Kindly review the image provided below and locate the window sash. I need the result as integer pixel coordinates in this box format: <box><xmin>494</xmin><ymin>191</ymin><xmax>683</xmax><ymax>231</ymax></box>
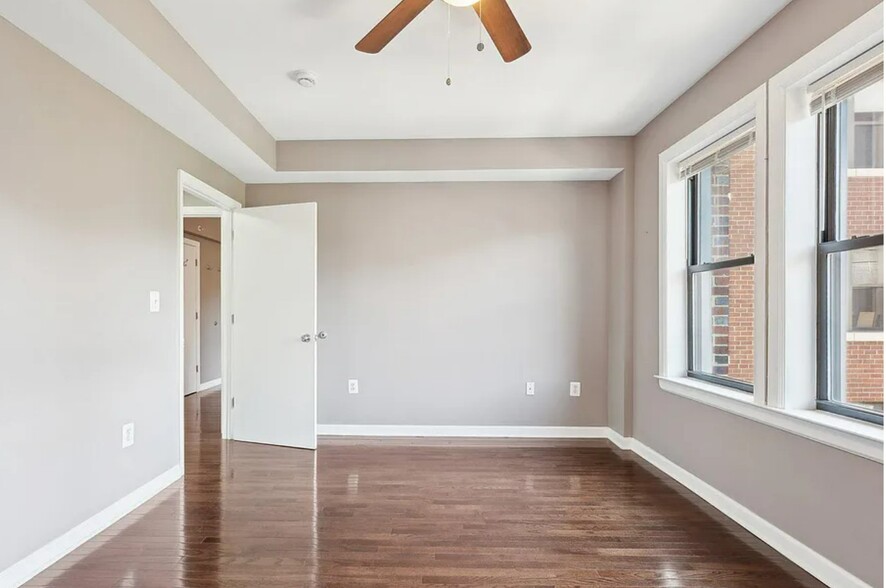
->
<box><xmin>686</xmin><ymin>175</ymin><xmax>755</xmax><ymax>393</ymax></box>
<box><xmin>817</xmin><ymin>100</ymin><xmax>885</xmax><ymax>424</ymax></box>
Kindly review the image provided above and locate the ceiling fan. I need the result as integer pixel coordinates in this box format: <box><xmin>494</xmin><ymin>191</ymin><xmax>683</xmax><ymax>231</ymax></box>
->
<box><xmin>356</xmin><ymin>0</ymin><xmax>531</xmax><ymax>63</ymax></box>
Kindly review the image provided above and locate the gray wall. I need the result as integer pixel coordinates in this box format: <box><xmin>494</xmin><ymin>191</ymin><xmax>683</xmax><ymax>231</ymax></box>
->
<box><xmin>606</xmin><ymin>168</ymin><xmax>634</xmax><ymax>437</ymax></box>
<box><xmin>184</xmin><ymin>218</ymin><xmax>222</xmax><ymax>384</ymax></box>
<box><xmin>631</xmin><ymin>0</ymin><xmax>883</xmax><ymax>585</ymax></box>
<box><xmin>0</xmin><ymin>16</ymin><xmax>243</xmax><ymax>573</ymax></box>
<box><xmin>248</xmin><ymin>182</ymin><xmax>610</xmax><ymax>426</ymax></box>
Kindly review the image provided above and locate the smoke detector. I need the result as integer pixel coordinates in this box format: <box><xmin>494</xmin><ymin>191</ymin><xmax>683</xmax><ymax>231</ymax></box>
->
<box><xmin>288</xmin><ymin>69</ymin><xmax>317</xmax><ymax>88</ymax></box>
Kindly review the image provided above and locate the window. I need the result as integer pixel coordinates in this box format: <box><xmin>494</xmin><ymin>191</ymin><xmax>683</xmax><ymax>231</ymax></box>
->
<box><xmin>659</xmin><ymin>16</ymin><xmax>884</xmax><ymax>463</ymax></box>
<box><xmin>684</xmin><ymin>124</ymin><xmax>757</xmax><ymax>393</ymax></box>
<box><xmin>817</xmin><ymin>70</ymin><xmax>884</xmax><ymax>424</ymax></box>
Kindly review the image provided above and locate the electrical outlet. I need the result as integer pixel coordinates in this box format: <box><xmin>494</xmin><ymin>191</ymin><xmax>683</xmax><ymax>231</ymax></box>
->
<box><xmin>569</xmin><ymin>382</ymin><xmax>581</xmax><ymax>397</ymax></box>
<box><xmin>149</xmin><ymin>291</ymin><xmax>160</xmax><ymax>313</ymax></box>
<box><xmin>122</xmin><ymin>423</ymin><xmax>135</xmax><ymax>448</ymax></box>
<box><xmin>348</xmin><ymin>379</ymin><xmax>359</xmax><ymax>394</ymax></box>
<box><xmin>526</xmin><ymin>382</ymin><xmax>535</xmax><ymax>396</ymax></box>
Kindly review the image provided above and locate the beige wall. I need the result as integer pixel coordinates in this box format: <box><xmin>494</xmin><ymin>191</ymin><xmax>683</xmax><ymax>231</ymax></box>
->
<box><xmin>248</xmin><ymin>182</ymin><xmax>610</xmax><ymax>427</ymax></box>
<box><xmin>606</xmin><ymin>165</ymin><xmax>634</xmax><ymax>437</ymax></box>
<box><xmin>184</xmin><ymin>218</ymin><xmax>222</xmax><ymax>384</ymax></box>
<box><xmin>0</xmin><ymin>16</ymin><xmax>243</xmax><ymax>573</ymax></box>
<box><xmin>631</xmin><ymin>1</ymin><xmax>883</xmax><ymax>585</ymax></box>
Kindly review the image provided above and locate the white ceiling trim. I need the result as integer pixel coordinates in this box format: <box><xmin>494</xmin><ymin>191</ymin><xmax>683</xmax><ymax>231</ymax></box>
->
<box><xmin>251</xmin><ymin>168</ymin><xmax>623</xmax><ymax>184</ymax></box>
<box><xmin>0</xmin><ymin>0</ymin><xmax>274</xmax><ymax>182</ymax></box>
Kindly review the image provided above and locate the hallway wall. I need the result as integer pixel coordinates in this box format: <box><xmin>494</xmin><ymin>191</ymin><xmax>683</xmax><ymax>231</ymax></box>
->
<box><xmin>184</xmin><ymin>218</ymin><xmax>222</xmax><ymax>384</ymax></box>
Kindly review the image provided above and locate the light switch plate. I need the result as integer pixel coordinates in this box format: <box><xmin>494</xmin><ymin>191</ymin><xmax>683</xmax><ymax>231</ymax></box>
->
<box><xmin>526</xmin><ymin>382</ymin><xmax>535</xmax><ymax>396</ymax></box>
<box><xmin>569</xmin><ymin>382</ymin><xmax>581</xmax><ymax>397</ymax></box>
<box><xmin>149</xmin><ymin>291</ymin><xmax>160</xmax><ymax>313</ymax></box>
<box><xmin>122</xmin><ymin>423</ymin><xmax>135</xmax><ymax>448</ymax></box>
<box><xmin>348</xmin><ymin>379</ymin><xmax>359</xmax><ymax>394</ymax></box>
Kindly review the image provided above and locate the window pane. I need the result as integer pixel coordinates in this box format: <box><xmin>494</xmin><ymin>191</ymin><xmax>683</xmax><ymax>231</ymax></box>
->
<box><xmin>691</xmin><ymin>264</ymin><xmax>754</xmax><ymax>385</ymax></box>
<box><xmin>694</xmin><ymin>144</ymin><xmax>756</xmax><ymax>264</ymax></box>
<box><xmin>841</xmin><ymin>80</ymin><xmax>883</xmax><ymax>239</ymax></box>
<box><xmin>825</xmin><ymin>245</ymin><xmax>884</xmax><ymax>412</ymax></box>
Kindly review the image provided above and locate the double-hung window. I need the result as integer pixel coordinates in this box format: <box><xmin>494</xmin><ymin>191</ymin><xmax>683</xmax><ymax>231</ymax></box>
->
<box><xmin>682</xmin><ymin>123</ymin><xmax>757</xmax><ymax>393</ymax></box>
<box><xmin>814</xmin><ymin>52</ymin><xmax>885</xmax><ymax>424</ymax></box>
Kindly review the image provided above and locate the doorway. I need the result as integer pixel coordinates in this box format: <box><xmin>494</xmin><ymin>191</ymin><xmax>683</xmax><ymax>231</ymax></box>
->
<box><xmin>183</xmin><ymin>237</ymin><xmax>201</xmax><ymax>396</ymax></box>
<box><xmin>176</xmin><ymin>170</ymin><xmax>321</xmax><ymax>473</ymax></box>
<box><xmin>178</xmin><ymin>171</ymin><xmax>239</xmax><ymax>469</ymax></box>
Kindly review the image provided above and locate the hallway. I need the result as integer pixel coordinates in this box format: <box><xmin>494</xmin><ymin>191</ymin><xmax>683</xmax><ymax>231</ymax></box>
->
<box><xmin>25</xmin><ymin>391</ymin><xmax>824</xmax><ymax>587</ymax></box>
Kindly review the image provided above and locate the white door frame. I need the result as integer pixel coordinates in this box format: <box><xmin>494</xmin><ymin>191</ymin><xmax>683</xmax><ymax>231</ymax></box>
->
<box><xmin>178</xmin><ymin>170</ymin><xmax>241</xmax><ymax>470</ymax></box>
<box><xmin>183</xmin><ymin>237</ymin><xmax>201</xmax><ymax>396</ymax></box>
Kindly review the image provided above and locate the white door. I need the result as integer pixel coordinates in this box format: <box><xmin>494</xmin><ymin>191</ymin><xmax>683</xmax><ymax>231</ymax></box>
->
<box><xmin>183</xmin><ymin>238</ymin><xmax>201</xmax><ymax>396</ymax></box>
<box><xmin>231</xmin><ymin>203</ymin><xmax>317</xmax><ymax>449</ymax></box>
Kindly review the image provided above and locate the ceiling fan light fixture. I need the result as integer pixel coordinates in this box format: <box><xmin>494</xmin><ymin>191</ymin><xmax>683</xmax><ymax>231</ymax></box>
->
<box><xmin>442</xmin><ymin>0</ymin><xmax>479</xmax><ymax>6</ymax></box>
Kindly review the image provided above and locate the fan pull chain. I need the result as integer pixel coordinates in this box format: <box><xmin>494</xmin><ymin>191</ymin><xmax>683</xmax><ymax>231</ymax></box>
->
<box><xmin>477</xmin><ymin>0</ymin><xmax>485</xmax><ymax>52</ymax></box>
<box><xmin>445</xmin><ymin>2</ymin><xmax>452</xmax><ymax>86</ymax></box>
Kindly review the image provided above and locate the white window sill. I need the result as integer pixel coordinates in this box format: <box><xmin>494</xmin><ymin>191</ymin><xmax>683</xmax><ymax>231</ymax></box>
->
<box><xmin>656</xmin><ymin>376</ymin><xmax>883</xmax><ymax>463</ymax></box>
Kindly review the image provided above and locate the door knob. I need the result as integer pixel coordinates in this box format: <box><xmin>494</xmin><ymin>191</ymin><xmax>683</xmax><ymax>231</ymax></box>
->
<box><xmin>301</xmin><ymin>334</ymin><xmax>312</xmax><ymax>343</ymax></box>
<box><xmin>315</xmin><ymin>331</ymin><xmax>328</xmax><ymax>341</ymax></box>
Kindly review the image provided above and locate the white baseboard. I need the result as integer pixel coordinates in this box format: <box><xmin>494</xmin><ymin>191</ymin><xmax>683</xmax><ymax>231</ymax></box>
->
<box><xmin>605</xmin><ymin>428</ymin><xmax>633</xmax><ymax>450</ymax></box>
<box><xmin>0</xmin><ymin>464</ymin><xmax>182</xmax><ymax>588</ymax></box>
<box><xmin>317</xmin><ymin>424</ymin><xmax>609</xmax><ymax>438</ymax></box>
<box><xmin>629</xmin><ymin>439</ymin><xmax>871</xmax><ymax>588</ymax></box>
<box><xmin>197</xmin><ymin>378</ymin><xmax>222</xmax><ymax>392</ymax></box>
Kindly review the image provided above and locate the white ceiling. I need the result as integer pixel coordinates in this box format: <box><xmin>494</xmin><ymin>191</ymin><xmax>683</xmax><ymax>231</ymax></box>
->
<box><xmin>150</xmin><ymin>0</ymin><xmax>791</xmax><ymax>141</ymax></box>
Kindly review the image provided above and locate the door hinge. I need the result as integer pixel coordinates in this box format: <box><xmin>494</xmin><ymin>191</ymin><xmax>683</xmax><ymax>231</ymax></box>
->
<box><xmin>231</xmin><ymin>397</ymin><xmax>235</xmax><ymax>408</ymax></box>
<box><xmin>231</xmin><ymin>314</ymin><xmax>235</xmax><ymax>324</ymax></box>
<box><xmin>196</xmin><ymin>311</ymin><xmax>199</xmax><ymax>320</ymax></box>
<box><xmin>196</xmin><ymin>365</ymin><xmax>199</xmax><ymax>373</ymax></box>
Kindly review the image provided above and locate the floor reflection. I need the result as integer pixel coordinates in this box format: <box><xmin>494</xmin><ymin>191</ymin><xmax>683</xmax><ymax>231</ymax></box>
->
<box><xmin>26</xmin><ymin>391</ymin><xmax>824</xmax><ymax>587</ymax></box>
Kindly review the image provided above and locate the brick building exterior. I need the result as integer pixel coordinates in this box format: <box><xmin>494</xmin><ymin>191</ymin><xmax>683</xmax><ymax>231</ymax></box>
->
<box><xmin>709</xmin><ymin>148</ymin><xmax>755</xmax><ymax>384</ymax></box>
<box><xmin>844</xmin><ymin>173</ymin><xmax>884</xmax><ymax>407</ymax></box>
<box><xmin>709</xmin><ymin>149</ymin><xmax>882</xmax><ymax>409</ymax></box>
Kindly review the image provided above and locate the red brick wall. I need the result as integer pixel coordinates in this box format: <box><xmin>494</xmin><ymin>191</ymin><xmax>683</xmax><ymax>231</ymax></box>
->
<box><xmin>845</xmin><ymin>174</ymin><xmax>883</xmax><ymax>407</ymax></box>
<box><xmin>709</xmin><ymin>148</ymin><xmax>755</xmax><ymax>384</ymax></box>
<box><xmin>847</xmin><ymin>176</ymin><xmax>884</xmax><ymax>238</ymax></box>
<box><xmin>846</xmin><ymin>341</ymin><xmax>884</xmax><ymax>404</ymax></box>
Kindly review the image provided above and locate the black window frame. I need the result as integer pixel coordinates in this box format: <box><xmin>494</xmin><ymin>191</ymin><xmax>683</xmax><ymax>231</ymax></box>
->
<box><xmin>686</xmin><ymin>172</ymin><xmax>755</xmax><ymax>394</ymax></box>
<box><xmin>817</xmin><ymin>101</ymin><xmax>885</xmax><ymax>425</ymax></box>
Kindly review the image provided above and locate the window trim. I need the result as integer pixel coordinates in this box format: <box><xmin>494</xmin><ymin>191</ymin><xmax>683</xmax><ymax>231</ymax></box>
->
<box><xmin>658</xmin><ymin>84</ymin><xmax>768</xmax><ymax>408</ymax></box>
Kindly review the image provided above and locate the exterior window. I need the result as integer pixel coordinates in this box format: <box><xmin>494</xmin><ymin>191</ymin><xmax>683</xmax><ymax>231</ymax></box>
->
<box><xmin>818</xmin><ymin>79</ymin><xmax>884</xmax><ymax>423</ymax></box>
<box><xmin>686</xmin><ymin>131</ymin><xmax>756</xmax><ymax>392</ymax></box>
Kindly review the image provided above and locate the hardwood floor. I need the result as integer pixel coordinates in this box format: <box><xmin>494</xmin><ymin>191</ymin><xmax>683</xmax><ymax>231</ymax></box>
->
<box><xmin>26</xmin><ymin>391</ymin><xmax>825</xmax><ymax>587</ymax></box>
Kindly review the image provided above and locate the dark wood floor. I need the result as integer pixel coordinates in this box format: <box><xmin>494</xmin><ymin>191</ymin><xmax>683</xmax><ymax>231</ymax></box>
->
<box><xmin>26</xmin><ymin>390</ymin><xmax>824</xmax><ymax>587</ymax></box>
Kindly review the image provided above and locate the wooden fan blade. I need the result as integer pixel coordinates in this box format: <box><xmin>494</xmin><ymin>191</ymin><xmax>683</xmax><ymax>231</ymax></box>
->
<box><xmin>474</xmin><ymin>0</ymin><xmax>531</xmax><ymax>63</ymax></box>
<box><xmin>356</xmin><ymin>0</ymin><xmax>434</xmax><ymax>54</ymax></box>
